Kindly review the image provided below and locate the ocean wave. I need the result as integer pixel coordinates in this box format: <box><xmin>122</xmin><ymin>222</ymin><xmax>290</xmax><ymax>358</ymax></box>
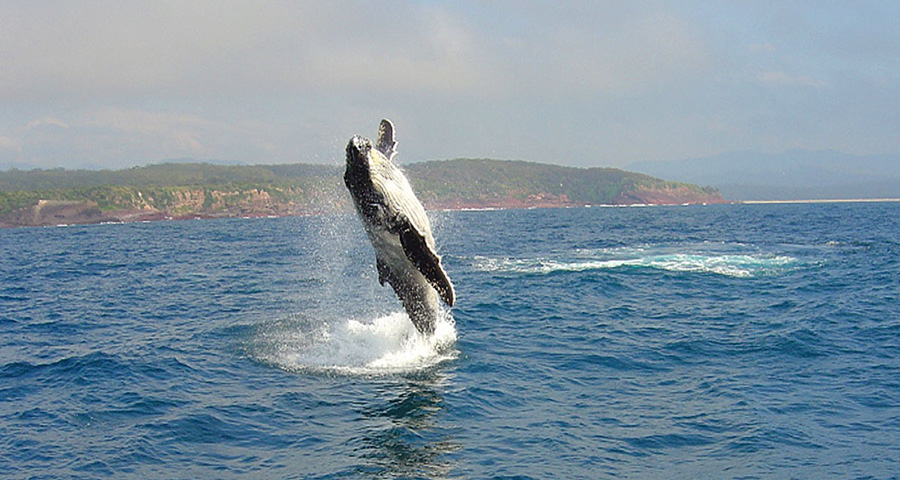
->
<box><xmin>473</xmin><ymin>247</ymin><xmax>800</xmax><ymax>278</ymax></box>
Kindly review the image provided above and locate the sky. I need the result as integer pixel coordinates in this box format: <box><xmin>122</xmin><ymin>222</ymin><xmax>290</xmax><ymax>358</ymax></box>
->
<box><xmin>1</xmin><ymin>1</ymin><xmax>898</xmax><ymax>170</ymax></box>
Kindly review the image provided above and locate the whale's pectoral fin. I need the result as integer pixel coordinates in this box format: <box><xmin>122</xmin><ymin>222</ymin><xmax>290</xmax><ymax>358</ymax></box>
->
<box><xmin>397</xmin><ymin>218</ymin><xmax>456</xmax><ymax>307</ymax></box>
<box><xmin>376</xmin><ymin>119</ymin><xmax>397</xmax><ymax>160</ymax></box>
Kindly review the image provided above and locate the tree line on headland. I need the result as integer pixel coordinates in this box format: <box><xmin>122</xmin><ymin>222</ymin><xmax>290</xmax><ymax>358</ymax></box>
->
<box><xmin>0</xmin><ymin>159</ymin><xmax>724</xmax><ymax>228</ymax></box>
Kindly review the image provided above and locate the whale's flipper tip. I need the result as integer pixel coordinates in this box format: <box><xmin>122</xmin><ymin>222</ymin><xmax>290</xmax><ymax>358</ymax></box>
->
<box><xmin>376</xmin><ymin>119</ymin><xmax>397</xmax><ymax>160</ymax></box>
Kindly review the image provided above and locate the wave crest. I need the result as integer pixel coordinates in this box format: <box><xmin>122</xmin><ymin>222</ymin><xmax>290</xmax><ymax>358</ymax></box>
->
<box><xmin>474</xmin><ymin>246</ymin><xmax>799</xmax><ymax>278</ymax></box>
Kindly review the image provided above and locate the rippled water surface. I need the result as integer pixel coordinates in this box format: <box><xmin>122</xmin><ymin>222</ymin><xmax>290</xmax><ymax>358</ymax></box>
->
<box><xmin>2</xmin><ymin>203</ymin><xmax>899</xmax><ymax>479</ymax></box>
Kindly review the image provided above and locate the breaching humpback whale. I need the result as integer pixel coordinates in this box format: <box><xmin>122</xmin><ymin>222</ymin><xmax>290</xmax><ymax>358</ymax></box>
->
<box><xmin>344</xmin><ymin>119</ymin><xmax>455</xmax><ymax>335</ymax></box>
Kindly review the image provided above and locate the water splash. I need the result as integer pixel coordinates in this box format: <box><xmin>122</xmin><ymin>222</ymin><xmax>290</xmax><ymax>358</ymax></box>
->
<box><xmin>246</xmin><ymin>310</ymin><xmax>457</xmax><ymax>376</ymax></box>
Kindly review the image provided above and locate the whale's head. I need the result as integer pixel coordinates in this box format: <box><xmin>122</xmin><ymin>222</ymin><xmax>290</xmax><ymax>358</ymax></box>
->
<box><xmin>346</xmin><ymin>131</ymin><xmax>392</xmax><ymax>176</ymax></box>
<box><xmin>345</xmin><ymin>119</ymin><xmax>397</xmax><ymax>174</ymax></box>
<box><xmin>344</xmin><ymin>134</ymin><xmax>386</xmax><ymax>193</ymax></box>
<box><xmin>345</xmin><ymin>135</ymin><xmax>372</xmax><ymax>174</ymax></box>
<box><xmin>344</xmin><ymin>120</ymin><xmax>397</xmax><ymax>194</ymax></box>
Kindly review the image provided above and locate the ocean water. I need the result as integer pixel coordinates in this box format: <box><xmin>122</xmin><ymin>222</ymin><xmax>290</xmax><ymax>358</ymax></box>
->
<box><xmin>1</xmin><ymin>202</ymin><xmax>899</xmax><ymax>479</ymax></box>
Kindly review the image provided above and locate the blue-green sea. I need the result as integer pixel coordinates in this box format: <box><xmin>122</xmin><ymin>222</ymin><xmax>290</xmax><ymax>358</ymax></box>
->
<box><xmin>2</xmin><ymin>202</ymin><xmax>899</xmax><ymax>479</ymax></box>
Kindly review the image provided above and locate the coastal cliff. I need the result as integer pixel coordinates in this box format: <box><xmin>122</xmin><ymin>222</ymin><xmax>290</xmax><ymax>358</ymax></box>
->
<box><xmin>0</xmin><ymin>200</ymin><xmax>114</xmax><ymax>227</ymax></box>
<box><xmin>0</xmin><ymin>159</ymin><xmax>724</xmax><ymax>227</ymax></box>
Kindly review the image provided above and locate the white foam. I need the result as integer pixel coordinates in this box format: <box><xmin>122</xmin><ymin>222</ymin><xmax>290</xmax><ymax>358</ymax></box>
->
<box><xmin>473</xmin><ymin>250</ymin><xmax>798</xmax><ymax>278</ymax></box>
<box><xmin>250</xmin><ymin>310</ymin><xmax>457</xmax><ymax>376</ymax></box>
<box><xmin>639</xmin><ymin>253</ymin><xmax>797</xmax><ymax>278</ymax></box>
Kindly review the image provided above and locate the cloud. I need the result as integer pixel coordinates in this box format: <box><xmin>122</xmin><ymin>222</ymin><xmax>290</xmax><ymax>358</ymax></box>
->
<box><xmin>1</xmin><ymin>1</ymin><xmax>898</xmax><ymax>169</ymax></box>
<box><xmin>756</xmin><ymin>71</ymin><xmax>827</xmax><ymax>89</ymax></box>
<box><xmin>457</xmin><ymin>5</ymin><xmax>711</xmax><ymax>100</ymax></box>
<box><xmin>296</xmin><ymin>6</ymin><xmax>489</xmax><ymax>93</ymax></box>
<box><xmin>748</xmin><ymin>43</ymin><xmax>776</xmax><ymax>54</ymax></box>
<box><xmin>1</xmin><ymin>1</ymin><xmax>713</xmax><ymax>104</ymax></box>
<box><xmin>80</xmin><ymin>109</ymin><xmax>206</xmax><ymax>135</ymax></box>
<box><xmin>2</xmin><ymin>109</ymin><xmax>246</xmax><ymax>168</ymax></box>
<box><xmin>0</xmin><ymin>1</ymin><xmax>494</xmax><ymax>103</ymax></box>
<box><xmin>26</xmin><ymin>117</ymin><xmax>69</xmax><ymax>130</ymax></box>
<box><xmin>74</xmin><ymin>107</ymin><xmax>267</xmax><ymax>161</ymax></box>
<box><xmin>0</xmin><ymin>136</ymin><xmax>22</xmax><ymax>152</ymax></box>
<box><xmin>559</xmin><ymin>10</ymin><xmax>709</xmax><ymax>93</ymax></box>
<box><xmin>2</xmin><ymin>1</ymin><xmax>293</xmax><ymax>100</ymax></box>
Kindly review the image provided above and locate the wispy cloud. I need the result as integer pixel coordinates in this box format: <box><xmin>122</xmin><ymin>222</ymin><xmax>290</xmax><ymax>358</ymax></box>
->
<box><xmin>748</xmin><ymin>43</ymin><xmax>776</xmax><ymax>54</ymax></box>
<box><xmin>756</xmin><ymin>71</ymin><xmax>827</xmax><ymax>89</ymax></box>
<box><xmin>0</xmin><ymin>136</ymin><xmax>22</xmax><ymax>152</ymax></box>
<box><xmin>1</xmin><ymin>2</ymin><xmax>713</xmax><ymax>102</ymax></box>
<box><xmin>25</xmin><ymin>118</ymin><xmax>69</xmax><ymax>130</ymax></box>
<box><xmin>0</xmin><ymin>2</ymin><xmax>494</xmax><ymax>101</ymax></box>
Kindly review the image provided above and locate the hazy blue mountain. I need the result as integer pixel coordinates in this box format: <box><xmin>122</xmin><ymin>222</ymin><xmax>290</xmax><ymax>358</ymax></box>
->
<box><xmin>628</xmin><ymin>150</ymin><xmax>900</xmax><ymax>201</ymax></box>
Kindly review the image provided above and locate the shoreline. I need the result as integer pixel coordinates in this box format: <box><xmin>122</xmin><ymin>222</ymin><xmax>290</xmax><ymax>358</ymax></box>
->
<box><xmin>3</xmin><ymin>198</ymin><xmax>899</xmax><ymax>229</ymax></box>
<box><xmin>740</xmin><ymin>198</ymin><xmax>900</xmax><ymax>205</ymax></box>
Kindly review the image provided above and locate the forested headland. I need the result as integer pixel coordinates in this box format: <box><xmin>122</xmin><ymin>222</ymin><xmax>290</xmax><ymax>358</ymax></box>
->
<box><xmin>0</xmin><ymin>159</ymin><xmax>724</xmax><ymax>227</ymax></box>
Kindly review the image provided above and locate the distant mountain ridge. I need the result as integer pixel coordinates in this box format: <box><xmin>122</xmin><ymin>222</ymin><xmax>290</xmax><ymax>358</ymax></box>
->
<box><xmin>0</xmin><ymin>159</ymin><xmax>724</xmax><ymax>227</ymax></box>
<box><xmin>629</xmin><ymin>150</ymin><xmax>900</xmax><ymax>201</ymax></box>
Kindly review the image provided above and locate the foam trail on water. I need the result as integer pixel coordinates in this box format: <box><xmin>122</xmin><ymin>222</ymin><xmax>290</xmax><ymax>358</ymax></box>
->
<box><xmin>249</xmin><ymin>310</ymin><xmax>457</xmax><ymax>376</ymax></box>
<box><xmin>473</xmin><ymin>247</ymin><xmax>800</xmax><ymax>278</ymax></box>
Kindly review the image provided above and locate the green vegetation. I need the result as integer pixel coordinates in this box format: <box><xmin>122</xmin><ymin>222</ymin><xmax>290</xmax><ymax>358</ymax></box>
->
<box><xmin>0</xmin><ymin>159</ymin><xmax>723</xmax><ymax>226</ymax></box>
<box><xmin>406</xmin><ymin>159</ymin><xmax>721</xmax><ymax>206</ymax></box>
<box><xmin>0</xmin><ymin>162</ymin><xmax>344</xmax><ymax>216</ymax></box>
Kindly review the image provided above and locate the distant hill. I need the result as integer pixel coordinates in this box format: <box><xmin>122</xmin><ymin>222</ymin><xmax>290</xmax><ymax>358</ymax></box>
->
<box><xmin>406</xmin><ymin>159</ymin><xmax>722</xmax><ymax>209</ymax></box>
<box><xmin>0</xmin><ymin>159</ymin><xmax>724</xmax><ymax>227</ymax></box>
<box><xmin>629</xmin><ymin>150</ymin><xmax>900</xmax><ymax>201</ymax></box>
